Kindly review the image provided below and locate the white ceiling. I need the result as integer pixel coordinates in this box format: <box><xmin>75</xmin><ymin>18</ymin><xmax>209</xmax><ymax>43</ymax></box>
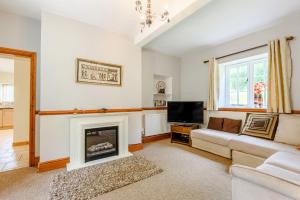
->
<box><xmin>145</xmin><ymin>0</ymin><xmax>300</xmax><ymax>57</ymax></box>
<box><xmin>1</xmin><ymin>0</ymin><xmax>300</xmax><ymax>56</ymax></box>
<box><xmin>0</xmin><ymin>0</ymin><xmax>182</xmax><ymax>39</ymax></box>
<box><xmin>0</xmin><ymin>57</ymin><xmax>14</xmax><ymax>73</ymax></box>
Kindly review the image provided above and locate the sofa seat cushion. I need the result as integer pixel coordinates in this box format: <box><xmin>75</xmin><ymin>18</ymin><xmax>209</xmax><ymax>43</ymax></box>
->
<box><xmin>191</xmin><ymin>128</ymin><xmax>238</xmax><ymax>146</ymax></box>
<box><xmin>264</xmin><ymin>152</ymin><xmax>300</xmax><ymax>174</ymax></box>
<box><xmin>229</xmin><ymin>135</ymin><xmax>298</xmax><ymax>158</ymax></box>
<box><xmin>257</xmin><ymin>163</ymin><xmax>300</xmax><ymax>185</ymax></box>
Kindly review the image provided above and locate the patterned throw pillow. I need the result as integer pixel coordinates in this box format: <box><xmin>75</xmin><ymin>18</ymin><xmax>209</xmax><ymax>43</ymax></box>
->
<box><xmin>241</xmin><ymin>113</ymin><xmax>279</xmax><ymax>140</ymax></box>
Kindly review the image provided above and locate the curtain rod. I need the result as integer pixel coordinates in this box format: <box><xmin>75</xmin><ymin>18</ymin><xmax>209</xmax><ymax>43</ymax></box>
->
<box><xmin>203</xmin><ymin>36</ymin><xmax>295</xmax><ymax>64</ymax></box>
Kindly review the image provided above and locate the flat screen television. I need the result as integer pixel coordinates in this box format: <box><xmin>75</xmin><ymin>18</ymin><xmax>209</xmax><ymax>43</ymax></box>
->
<box><xmin>167</xmin><ymin>101</ymin><xmax>204</xmax><ymax>124</ymax></box>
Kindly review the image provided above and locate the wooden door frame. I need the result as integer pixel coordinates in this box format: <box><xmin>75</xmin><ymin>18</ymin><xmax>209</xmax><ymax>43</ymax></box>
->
<box><xmin>0</xmin><ymin>47</ymin><xmax>36</xmax><ymax>167</ymax></box>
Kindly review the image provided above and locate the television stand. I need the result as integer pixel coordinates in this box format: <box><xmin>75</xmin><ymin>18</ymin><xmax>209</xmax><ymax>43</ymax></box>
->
<box><xmin>170</xmin><ymin>124</ymin><xmax>200</xmax><ymax>146</ymax></box>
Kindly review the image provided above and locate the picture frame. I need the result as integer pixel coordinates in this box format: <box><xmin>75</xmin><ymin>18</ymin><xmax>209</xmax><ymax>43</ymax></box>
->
<box><xmin>76</xmin><ymin>58</ymin><xmax>122</xmax><ymax>86</ymax></box>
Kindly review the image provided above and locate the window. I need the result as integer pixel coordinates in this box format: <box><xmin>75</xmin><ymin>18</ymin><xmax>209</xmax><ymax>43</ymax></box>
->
<box><xmin>219</xmin><ymin>54</ymin><xmax>268</xmax><ymax>109</ymax></box>
<box><xmin>0</xmin><ymin>84</ymin><xmax>14</xmax><ymax>105</ymax></box>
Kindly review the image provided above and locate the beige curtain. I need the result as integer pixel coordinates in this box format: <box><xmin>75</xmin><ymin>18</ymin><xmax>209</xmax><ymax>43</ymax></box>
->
<box><xmin>268</xmin><ymin>38</ymin><xmax>292</xmax><ymax>113</ymax></box>
<box><xmin>207</xmin><ymin>58</ymin><xmax>219</xmax><ymax>111</ymax></box>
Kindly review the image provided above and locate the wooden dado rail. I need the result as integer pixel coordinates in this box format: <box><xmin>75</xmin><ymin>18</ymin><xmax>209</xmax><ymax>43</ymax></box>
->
<box><xmin>36</xmin><ymin>107</ymin><xmax>300</xmax><ymax>116</ymax></box>
<box><xmin>36</xmin><ymin>107</ymin><xmax>167</xmax><ymax>116</ymax></box>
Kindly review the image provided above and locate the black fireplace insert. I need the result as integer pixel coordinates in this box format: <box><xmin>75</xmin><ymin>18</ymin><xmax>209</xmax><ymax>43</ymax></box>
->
<box><xmin>85</xmin><ymin>126</ymin><xmax>119</xmax><ymax>162</ymax></box>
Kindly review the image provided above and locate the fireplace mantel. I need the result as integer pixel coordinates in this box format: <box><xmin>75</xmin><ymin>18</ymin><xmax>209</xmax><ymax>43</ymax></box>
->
<box><xmin>67</xmin><ymin>114</ymin><xmax>132</xmax><ymax>171</ymax></box>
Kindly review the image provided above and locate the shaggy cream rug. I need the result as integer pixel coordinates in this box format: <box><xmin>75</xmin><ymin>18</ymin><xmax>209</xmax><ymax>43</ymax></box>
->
<box><xmin>49</xmin><ymin>155</ymin><xmax>162</xmax><ymax>200</ymax></box>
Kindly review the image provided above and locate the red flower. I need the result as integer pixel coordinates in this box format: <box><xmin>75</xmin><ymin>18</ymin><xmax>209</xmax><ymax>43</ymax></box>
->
<box><xmin>254</xmin><ymin>82</ymin><xmax>266</xmax><ymax>95</ymax></box>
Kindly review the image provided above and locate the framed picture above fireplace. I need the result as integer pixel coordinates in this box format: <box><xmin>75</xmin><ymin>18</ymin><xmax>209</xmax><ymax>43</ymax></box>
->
<box><xmin>76</xmin><ymin>58</ymin><xmax>122</xmax><ymax>86</ymax></box>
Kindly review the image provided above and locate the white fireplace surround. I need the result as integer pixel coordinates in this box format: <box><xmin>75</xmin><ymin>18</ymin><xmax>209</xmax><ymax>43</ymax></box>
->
<box><xmin>67</xmin><ymin>114</ymin><xmax>132</xmax><ymax>171</ymax></box>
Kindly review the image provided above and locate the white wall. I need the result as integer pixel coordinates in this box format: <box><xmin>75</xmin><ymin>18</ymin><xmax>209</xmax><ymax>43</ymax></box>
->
<box><xmin>0</xmin><ymin>11</ymin><xmax>40</xmax><ymax>53</ymax></box>
<box><xmin>0</xmin><ymin>11</ymin><xmax>41</xmax><ymax>108</ymax></box>
<box><xmin>0</xmin><ymin>72</ymin><xmax>14</xmax><ymax>84</ymax></box>
<box><xmin>180</xmin><ymin>12</ymin><xmax>300</xmax><ymax>110</ymax></box>
<box><xmin>13</xmin><ymin>57</ymin><xmax>30</xmax><ymax>143</ymax></box>
<box><xmin>39</xmin><ymin>13</ymin><xmax>143</xmax><ymax>161</ymax></box>
<box><xmin>0</xmin><ymin>11</ymin><xmax>41</xmax><ymax>153</ymax></box>
<box><xmin>142</xmin><ymin>49</ymin><xmax>181</xmax><ymax>107</ymax></box>
<box><xmin>40</xmin><ymin>13</ymin><xmax>142</xmax><ymax>110</ymax></box>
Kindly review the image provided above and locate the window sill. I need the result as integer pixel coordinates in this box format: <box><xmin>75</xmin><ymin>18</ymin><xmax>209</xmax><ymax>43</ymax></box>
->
<box><xmin>218</xmin><ymin>107</ymin><xmax>267</xmax><ymax>113</ymax></box>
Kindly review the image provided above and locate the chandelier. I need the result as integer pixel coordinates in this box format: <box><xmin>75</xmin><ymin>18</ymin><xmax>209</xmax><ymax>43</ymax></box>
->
<box><xmin>135</xmin><ymin>0</ymin><xmax>170</xmax><ymax>32</ymax></box>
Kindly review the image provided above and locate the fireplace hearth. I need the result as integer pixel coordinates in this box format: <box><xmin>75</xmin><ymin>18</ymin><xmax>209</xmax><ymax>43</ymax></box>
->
<box><xmin>85</xmin><ymin>126</ymin><xmax>118</xmax><ymax>162</ymax></box>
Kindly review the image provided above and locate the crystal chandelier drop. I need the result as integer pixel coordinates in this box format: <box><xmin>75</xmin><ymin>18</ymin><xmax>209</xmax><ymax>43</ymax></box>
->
<box><xmin>135</xmin><ymin>0</ymin><xmax>170</xmax><ymax>33</ymax></box>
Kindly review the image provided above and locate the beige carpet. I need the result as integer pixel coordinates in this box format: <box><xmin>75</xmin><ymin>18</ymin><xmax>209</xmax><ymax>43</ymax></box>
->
<box><xmin>0</xmin><ymin>139</ymin><xmax>232</xmax><ymax>200</ymax></box>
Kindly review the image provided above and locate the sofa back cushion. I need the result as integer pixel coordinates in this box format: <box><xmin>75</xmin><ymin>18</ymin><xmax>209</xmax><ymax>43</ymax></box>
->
<box><xmin>223</xmin><ymin>118</ymin><xmax>242</xmax><ymax>134</ymax></box>
<box><xmin>241</xmin><ymin>113</ymin><xmax>278</xmax><ymax>140</ymax></box>
<box><xmin>274</xmin><ymin>114</ymin><xmax>300</xmax><ymax>146</ymax></box>
<box><xmin>208</xmin><ymin>111</ymin><xmax>246</xmax><ymax>127</ymax></box>
<box><xmin>207</xmin><ymin>117</ymin><xmax>224</xmax><ymax>131</ymax></box>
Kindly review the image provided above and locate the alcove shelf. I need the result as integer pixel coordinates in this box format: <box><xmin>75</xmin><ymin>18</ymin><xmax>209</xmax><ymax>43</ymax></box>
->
<box><xmin>153</xmin><ymin>74</ymin><xmax>172</xmax><ymax>107</ymax></box>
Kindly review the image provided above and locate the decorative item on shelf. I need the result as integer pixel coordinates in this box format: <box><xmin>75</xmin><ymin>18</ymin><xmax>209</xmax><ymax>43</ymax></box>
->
<box><xmin>154</xmin><ymin>100</ymin><xmax>166</xmax><ymax>107</ymax></box>
<box><xmin>76</xmin><ymin>58</ymin><xmax>122</xmax><ymax>86</ymax></box>
<box><xmin>101</xmin><ymin>108</ymin><xmax>108</xmax><ymax>112</ymax></box>
<box><xmin>73</xmin><ymin>108</ymin><xmax>79</xmax><ymax>114</ymax></box>
<box><xmin>134</xmin><ymin>0</ymin><xmax>170</xmax><ymax>33</ymax></box>
<box><xmin>156</xmin><ymin>80</ymin><xmax>166</xmax><ymax>94</ymax></box>
<box><xmin>254</xmin><ymin>82</ymin><xmax>266</xmax><ymax>108</ymax></box>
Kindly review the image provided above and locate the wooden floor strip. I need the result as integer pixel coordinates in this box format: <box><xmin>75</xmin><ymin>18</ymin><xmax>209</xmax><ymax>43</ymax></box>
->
<box><xmin>38</xmin><ymin>157</ymin><xmax>70</xmax><ymax>172</ymax></box>
<box><xmin>128</xmin><ymin>143</ymin><xmax>144</xmax><ymax>152</ymax></box>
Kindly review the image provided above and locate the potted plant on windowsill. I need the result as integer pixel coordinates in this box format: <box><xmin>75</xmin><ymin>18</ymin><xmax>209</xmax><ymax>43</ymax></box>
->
<box><xmin>254</xmin><ymin>82</ymin><xmax>266</xmax><ymax>108</ymax></box>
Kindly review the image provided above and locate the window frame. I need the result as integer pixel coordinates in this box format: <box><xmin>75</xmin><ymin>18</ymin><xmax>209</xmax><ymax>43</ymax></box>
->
<box><xmin>220</xmin><ymin>53</ymin><xmax>268</xmax><ymax>109</ymax></box>
<box><xmin>0</xmin><ymin>83</ymin><xmax>14</xmax><ymax>104</ymax></box>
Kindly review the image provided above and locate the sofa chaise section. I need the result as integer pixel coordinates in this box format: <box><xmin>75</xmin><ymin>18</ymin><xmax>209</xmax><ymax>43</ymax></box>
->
<box><xmin>229</xmin><ymin>135</ymin><xmax>298</xmax><ymax>167</ymax></box>
<box><xmin>264</xmin><ymin>151</ymin><xmax>300</xmax><ymax>174</ymax></box>
<box><xmin>231</xmin><ymin>152</ymin><xmax>300</xmax><ymax>200</ymax></box>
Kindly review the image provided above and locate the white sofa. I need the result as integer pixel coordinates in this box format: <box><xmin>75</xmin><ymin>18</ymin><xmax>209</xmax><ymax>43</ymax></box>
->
<box><xmin>191</xmin><ymin>113</ymin><xmax>300</xmax><ymax>199</ymax></box>
<box><xmin>231</xmin><ymin>151</ymin><xmax>300</xmax><ymax>200</ymax></box>
<box><xmin>191</xmin><ymin>114</ymin><xmax>300</xmax><ymax>167</ymax></box>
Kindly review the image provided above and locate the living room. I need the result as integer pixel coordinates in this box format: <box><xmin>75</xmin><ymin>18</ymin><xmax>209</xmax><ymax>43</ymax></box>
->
<box><xmin>1</xmin><ymin>0</ymin><xmax>300</xmax><ymax>200</ymax></box>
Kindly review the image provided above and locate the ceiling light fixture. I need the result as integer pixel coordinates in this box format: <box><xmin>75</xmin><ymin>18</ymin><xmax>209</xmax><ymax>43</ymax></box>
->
<box><xmin>135</xmin><ymin>0</ymin><xmax>170</xmax><ymax>33</ymax></box>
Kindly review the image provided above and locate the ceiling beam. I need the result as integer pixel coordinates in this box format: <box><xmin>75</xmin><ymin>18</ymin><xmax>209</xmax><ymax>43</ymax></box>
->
<box><xmin>134</xmin><ymin>0</ymin><xmax>212</xmax><ymax>47</ymax></box>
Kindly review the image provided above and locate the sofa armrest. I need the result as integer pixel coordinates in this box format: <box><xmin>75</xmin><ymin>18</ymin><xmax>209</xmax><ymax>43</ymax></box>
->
<box><xmin>231</xmin><ymin>165</ymin><xmax>300</xmax><ymax>200</ymax></box>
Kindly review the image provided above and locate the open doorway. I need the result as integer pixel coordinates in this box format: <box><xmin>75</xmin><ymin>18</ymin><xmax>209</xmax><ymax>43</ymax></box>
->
<box><xmin>0</xmin><ymin>54</ymin><xmax>31</xmax><ymax>172</ymax></box>
<box><xmin>0</xmin><ymin>47</ymin><xmax>36</xmax><ymax>172</ymax></box>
